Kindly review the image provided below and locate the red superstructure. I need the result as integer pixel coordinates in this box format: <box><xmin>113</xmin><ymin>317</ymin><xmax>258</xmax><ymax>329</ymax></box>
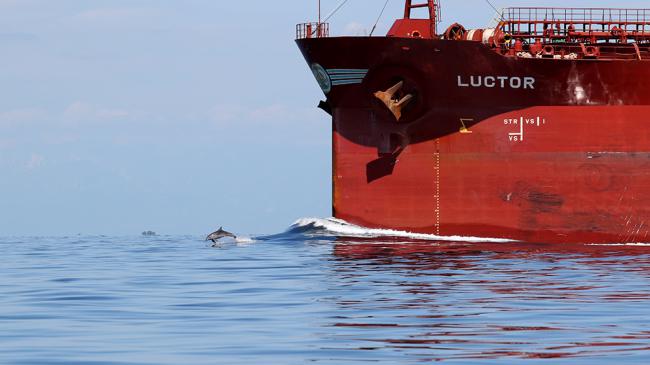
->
<box><xmin>296</xmin><ymin>1</ymin><xmax>650</xmax><ymax>243</ymax></box>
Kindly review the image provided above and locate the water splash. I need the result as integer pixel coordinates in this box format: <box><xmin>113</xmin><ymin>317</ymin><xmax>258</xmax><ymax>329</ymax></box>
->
<box><xmin>234</xmin><ymin>236</ymin><xmax>255</xmax><ymax>244</ymax></box>
<box><xmin>284</xmin><ymin>217</ymin><xmax>514</xmax><ymax>243</ymax></box>
<box><xmin>588</xmin><ymin>243</ymin><xmax>650</xmax><ymax>247</ymax></box>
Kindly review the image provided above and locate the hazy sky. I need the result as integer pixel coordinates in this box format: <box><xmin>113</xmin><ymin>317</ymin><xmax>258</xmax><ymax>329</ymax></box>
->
<box><xmin>1</xmin><ymin>0</ymin><xmax>647</xmax><ymax>235</ymax></box>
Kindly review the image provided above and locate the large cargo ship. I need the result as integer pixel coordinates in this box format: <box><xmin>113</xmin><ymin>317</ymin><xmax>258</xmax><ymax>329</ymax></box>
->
<box><xmin>296</xmin><ymin>1</ymin><xmax>650</xmax><ymax>244</ymax></box>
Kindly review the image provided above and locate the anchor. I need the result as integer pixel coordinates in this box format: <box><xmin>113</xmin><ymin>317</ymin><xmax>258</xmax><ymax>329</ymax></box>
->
<box><xmin>374</xmin><ymin>81</ymin><xmax>413</xmax><ymax>121</ymax></box>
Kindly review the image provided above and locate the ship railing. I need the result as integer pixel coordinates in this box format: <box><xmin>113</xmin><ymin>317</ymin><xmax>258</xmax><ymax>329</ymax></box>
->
<box><xmin>500</xmin><ymin>7</ymin><xmax>650</xmax><ymax>43</ymax></box>
<box><xmin>296</xmin><ymin>22</ymin><xmax>330</xmax><ymax>39</ymax></box>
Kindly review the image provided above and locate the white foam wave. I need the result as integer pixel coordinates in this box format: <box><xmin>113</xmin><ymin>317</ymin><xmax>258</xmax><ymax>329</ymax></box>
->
<box><xmin>587</xmin><ymin>243</ymin><xmax>650</xmax><ymax>247</ymax></box>
<box><xmin>235</xmin><ymin>236</ymin><xmax>256</xmax><ymax>244</ymax></box>
<box><xmin>289</xmin><ymin>217</ymin><xmax>515</xmax><ymax>243</ymax></box>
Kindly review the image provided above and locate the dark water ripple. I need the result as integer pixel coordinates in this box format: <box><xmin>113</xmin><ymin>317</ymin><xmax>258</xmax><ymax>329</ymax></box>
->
<box><xmin>1</xmin><ymin>233</ymin><xmax>650</xmax><ymax>364</ymax></box>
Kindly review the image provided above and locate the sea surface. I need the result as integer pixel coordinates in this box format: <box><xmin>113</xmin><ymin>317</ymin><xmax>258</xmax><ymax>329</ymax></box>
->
<box><xmin>2</xmin><ymin>218</ymin><xmax>650</xmax><ymax>364</ymax></box>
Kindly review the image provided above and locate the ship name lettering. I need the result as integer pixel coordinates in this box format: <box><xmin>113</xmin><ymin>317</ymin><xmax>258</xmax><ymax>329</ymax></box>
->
<box><xmin>457</xmin><ymin>75</ymin><xmax>535</xmax><ymax>90</ymax></box>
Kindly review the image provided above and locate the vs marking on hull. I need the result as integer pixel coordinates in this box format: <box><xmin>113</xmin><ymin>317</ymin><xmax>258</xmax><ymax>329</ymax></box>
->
<box><xmin>505</xmin><ymin>116</ymin><xmax>547</xmax><ymax>142</ymax></box>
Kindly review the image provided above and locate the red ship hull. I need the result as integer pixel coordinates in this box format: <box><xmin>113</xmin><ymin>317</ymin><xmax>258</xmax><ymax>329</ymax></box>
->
<box><xmin>297</xmin><ymin>37</ymin><xmax>650</xmax><ymax>243</ymax></box>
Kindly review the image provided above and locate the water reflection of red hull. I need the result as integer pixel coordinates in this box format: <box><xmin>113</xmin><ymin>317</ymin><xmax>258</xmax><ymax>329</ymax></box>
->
<box><xmin>332</xmin><ymin>239</ymin><xmax>650</xmax><ymax>260</ymax></box>
<box><xmin>296</xmin><ymin>2</ymin><xmax>650</xmax><ymax>244</ymax></box>
<box><xmin>327</xmin><ymin>237</ymin><xmax>650</xmax><ymax>361</ymax></box>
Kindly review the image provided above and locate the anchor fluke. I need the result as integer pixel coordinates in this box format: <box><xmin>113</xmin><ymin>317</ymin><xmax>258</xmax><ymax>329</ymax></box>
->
<box><xmin>374</xmin><ymin>81</ymin><xmax>413</xmax><ymax>121</ymax></box>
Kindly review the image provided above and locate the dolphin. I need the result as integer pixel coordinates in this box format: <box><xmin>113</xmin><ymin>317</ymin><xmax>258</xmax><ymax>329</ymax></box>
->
<box><xmin>206</xmin><ymin>227</ymin><xmax>237</xmax><ymax>243</ymax></box>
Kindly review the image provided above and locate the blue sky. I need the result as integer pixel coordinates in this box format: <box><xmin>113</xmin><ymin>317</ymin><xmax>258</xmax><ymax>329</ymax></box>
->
<box><xmin>1</xmin><ymin>0</ymin><xmax>646</xmax><ymax>235</ymax></box>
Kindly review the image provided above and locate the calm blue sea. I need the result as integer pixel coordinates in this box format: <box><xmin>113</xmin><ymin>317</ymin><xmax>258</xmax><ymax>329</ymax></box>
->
<box><xmin>2</xmin><ymin>218</ymin><xmax>650</xmax><ymax>365</ymax></box>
